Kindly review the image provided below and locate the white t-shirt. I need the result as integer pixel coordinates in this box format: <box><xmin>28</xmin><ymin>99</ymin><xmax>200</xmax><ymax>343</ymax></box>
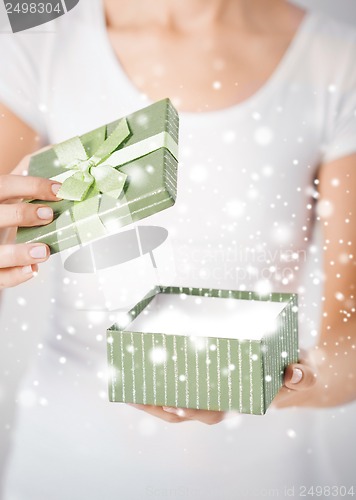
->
<box><xmin>1</xmin><ymin>1</ymin><xmax>356</xmax><ymax>499</ymax></box>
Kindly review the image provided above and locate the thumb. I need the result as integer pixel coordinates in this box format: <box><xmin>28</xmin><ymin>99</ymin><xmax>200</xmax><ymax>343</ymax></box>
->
<box><xmin>284</xmin><ymin>363</ymin><xmax>317</xmax><ymax>391</ymax></box>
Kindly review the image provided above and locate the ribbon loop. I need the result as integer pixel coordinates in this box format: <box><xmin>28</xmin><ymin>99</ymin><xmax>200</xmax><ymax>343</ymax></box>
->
<box><xmin>54</xmin><ymin>118</ymin><xmax>131</xmax><ymax>202</ymax></box>
<box><xmin>59</xmin><ymin>171</ymin><xmax>94</xmax><ymax>202</ymax></box>
<box><xmin>91</xmin><ymin>165</ymin><xmax>127</xmax><ymax>198</ymax></box>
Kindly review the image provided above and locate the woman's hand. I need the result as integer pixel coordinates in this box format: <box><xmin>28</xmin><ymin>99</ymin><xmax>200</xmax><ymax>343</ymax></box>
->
<box><xmin>0</xmin><ymin>156</ymin><xmax>61</xmax><ymax>289</ymax></box>
<box><xmin>128</xmin><ymin>403</ymin><xmax>226</xmax><ymax>425</ymax></box>
<box><xmin>272</xmin><ymin>354</ymin><xmax>317</xmax><ymax>409</ymax></box>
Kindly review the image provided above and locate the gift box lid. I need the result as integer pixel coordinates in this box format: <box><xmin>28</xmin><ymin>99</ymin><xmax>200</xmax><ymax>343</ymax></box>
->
<box><xmin>16</xmin><ymin>98</ymin><xmax>179</xmax><ymax>254</ymax></box>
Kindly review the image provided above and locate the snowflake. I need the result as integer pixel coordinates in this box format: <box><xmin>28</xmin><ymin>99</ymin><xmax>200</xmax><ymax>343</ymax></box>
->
<box><xmin>190</xmin><ymin>164</ymin><xmax>207</xmax><ymax>182</ymax></box>
<box><xmin>149</xmin><ymin>347</ymin><xmax>167</xmax><ymax>365</ymax></box>
<box><xmin>16</xmin><ymin>297</ymin><xmax>27</xmax><ymax>306</ymax></box>
<box><xmin>254</xmin><ymin>126</ymin><xmax>274</xmax><ymax>145</ymax></box>
<box><xmin>224</xmin><ymin>199</ymin><xmax>246</xmax><ymax>218</ymax></box>
<box><xmin>262</xmin><ymin>165</ymin><xmax>274</xmax><ymax>177</ymax></box>
<box><xmin>287</xmin><ymin>429</ymin><xmax>297</xmax><ymax>439</ymax></box>
<box><xmin>331</xmin><ymin>178</ymin><xmax>340</xmax><ymax>187</ymax></box>
<box><xmin>316</xmin><ymin>199</ymin><xmax>334</xmax><ymax>218</ymax></box>
<box><xmin>222</xmin><ymin>130</ymin><xmax>236</xmax><ymax>143</ymax></box>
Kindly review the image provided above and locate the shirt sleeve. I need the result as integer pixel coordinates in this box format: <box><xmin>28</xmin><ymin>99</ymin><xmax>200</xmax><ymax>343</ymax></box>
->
<box><xmin>0</xmin><ymin>33</ymin><xmax>48</xmax><ymax>139</ymax></box>
<box><xmin>322</xmin><ymin>37</ymin><xmax>356</xmax><ymax>164</ymax></box>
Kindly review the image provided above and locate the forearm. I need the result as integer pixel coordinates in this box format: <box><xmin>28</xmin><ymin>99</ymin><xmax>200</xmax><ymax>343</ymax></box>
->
<box><xmin>308</xmin><ymin>154</ymin><xmax>356</xmax><ymax>408</ymax></box>
<box><xmin>303</xmin><ymin>318</ymin><xmax>356</xmax><ymax>407</ymax></box>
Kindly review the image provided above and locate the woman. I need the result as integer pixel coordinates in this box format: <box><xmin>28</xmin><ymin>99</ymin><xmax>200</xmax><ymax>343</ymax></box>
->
<box><xmin>0</xmin><ymin>0</ymin><xmax>355</xmax><ymax>498</ymax></box>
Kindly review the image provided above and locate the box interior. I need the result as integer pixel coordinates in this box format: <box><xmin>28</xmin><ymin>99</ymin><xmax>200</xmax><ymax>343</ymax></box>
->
<box><xmin>128</xmin><ymin>293</ymin><xmax>288</xmax><ymax>340</ymax></box>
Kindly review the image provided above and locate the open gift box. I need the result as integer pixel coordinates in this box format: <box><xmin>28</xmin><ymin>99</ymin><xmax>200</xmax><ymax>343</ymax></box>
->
<box><xmin>107</xmin><ymin>286</ymin><xmax>298</xmax><ymax>415</ymax></box>
<box><xmin>16</xmin><ymin>98</ymin><xmax>178</xmax><ymax>254</ymax></box>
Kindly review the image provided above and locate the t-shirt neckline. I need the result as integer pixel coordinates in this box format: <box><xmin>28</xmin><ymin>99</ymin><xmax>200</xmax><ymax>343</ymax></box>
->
<box><xmin>96</xmin><ymin>0</ymin><xmax>315</xmax><ymax>120</ymax></box>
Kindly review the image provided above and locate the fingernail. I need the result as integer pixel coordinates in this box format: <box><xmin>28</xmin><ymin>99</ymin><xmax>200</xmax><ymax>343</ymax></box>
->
<box><xmin>162</xmin><ymin>407</ymin><xmax>186</xmax><ymax>417</ymax></box>
<box><xmin>37</xmin><ymin>207</ymin><xmax>53</xmax><ymax>220</ymax></box>
<box><xmin>290</xmin><ymin>368</ymin><xmax>303</xmax><ymax>384</ymax></box>
<box><xmin>51</xmin><ymin>183</ymin><xmax>61</xmax><ymax>196</ymax></box>
<box><xmin>22</xmin><ymin>265</ymin><xmax>33</xmax><ymax>274</ymax></box>
<box><xmin>29</xmin><ymin>245</ymin><xmax>47</xmax><ymax>259</ymax></box>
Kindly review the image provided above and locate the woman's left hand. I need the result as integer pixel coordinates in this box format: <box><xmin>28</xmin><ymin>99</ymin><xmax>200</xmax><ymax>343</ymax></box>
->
<box><xmin>128</xmin><ymin>403</ymin><xmax>226</xmax><ymax>425</ymax></box>
<box><xmin>271</xmin><ymin>354</ymin><xmax>318</xmax><ymax>409</ymax></box>
<box><xmin>127</xmin><ymin>355</ymin><xmax>317</xmax><ymax>424</ymax></box>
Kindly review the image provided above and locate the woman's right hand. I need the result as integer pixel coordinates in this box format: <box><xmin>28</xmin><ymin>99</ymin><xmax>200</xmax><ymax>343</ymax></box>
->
<box><xmin>0</xmin><ymin>158</ymin><xmax>61</xmax><ymax>289</ymax></box>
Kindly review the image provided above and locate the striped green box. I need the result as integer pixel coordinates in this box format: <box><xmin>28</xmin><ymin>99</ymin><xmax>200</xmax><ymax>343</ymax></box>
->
<box><xmin>107</xmin><ymin>286</ymin><xmax>298</xmax><ymax>415</ymax></box>
<box><xmin>16</xmin><ymin>98</ymin><xmax>178</xmax><ymax>254</ymax></box>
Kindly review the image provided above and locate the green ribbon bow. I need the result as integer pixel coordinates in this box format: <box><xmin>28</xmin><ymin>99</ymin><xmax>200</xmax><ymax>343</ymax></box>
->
<box><xmin>48</xmin><ymin>119</ymin><xmax>178</xmax><ymax>246</ymax></box>
<box><xmin>52</xmin><ymin>118</ymin><xmax>131</xmax><ymax>202</ymax></box>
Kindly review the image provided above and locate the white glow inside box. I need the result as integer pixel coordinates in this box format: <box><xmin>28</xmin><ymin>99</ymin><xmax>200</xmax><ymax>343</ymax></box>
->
<box><xmin>129</xmin><ymin>294</ymin><xmax>288</xmax><ymax>340</ymax></box>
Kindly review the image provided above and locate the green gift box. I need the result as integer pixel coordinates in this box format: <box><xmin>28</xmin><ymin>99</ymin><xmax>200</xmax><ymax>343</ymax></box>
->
<box><xmin>107</xmin><ymin>286</ymin><xmax>299</xmax><ymax>415</ymax></box>
<box><xmin>16</xmin><ymin>98</ymin><xmax>179</xmax><ymax>254</ymax></box>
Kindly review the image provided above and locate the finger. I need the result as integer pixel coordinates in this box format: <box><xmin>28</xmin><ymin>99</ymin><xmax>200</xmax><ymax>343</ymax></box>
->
<box><xmin>284</xmin><ymin>363</ymin><xmax>317</xmax><ymax>391</ymax></box>
<box><xmin>0</xmin><ymin>203</ymin><xmax>54</xmax><ymax>228</ymax></box>
<box><xmin>163</xmin><ymin>407</ymin><xmax>225</xmax><ymax>425</ymax></box>
<box><xmin>0</xmin><ymin>244</ymin><xmax>49</xmax><ymax>268</ymax></box>
<box><xmin>127</xmin><ymin>404</ymin><xmax>186</xmax><ymax>423</ymax></box>
<box><xmin>0</xmin><ymin>264</ymin><xmax>38</xmax><ymax>289</ymax></box>
<box><xmin>0</xmin><ymin>175</ymin><xmax>61</xmax><ymax>202</ymax></box>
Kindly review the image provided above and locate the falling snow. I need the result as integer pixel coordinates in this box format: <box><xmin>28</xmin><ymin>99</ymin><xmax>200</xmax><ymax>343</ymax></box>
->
<box><xmin>254</xmin><ymin>126</ymin><xmax>274</xmax><ymax>145</ymax></box>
